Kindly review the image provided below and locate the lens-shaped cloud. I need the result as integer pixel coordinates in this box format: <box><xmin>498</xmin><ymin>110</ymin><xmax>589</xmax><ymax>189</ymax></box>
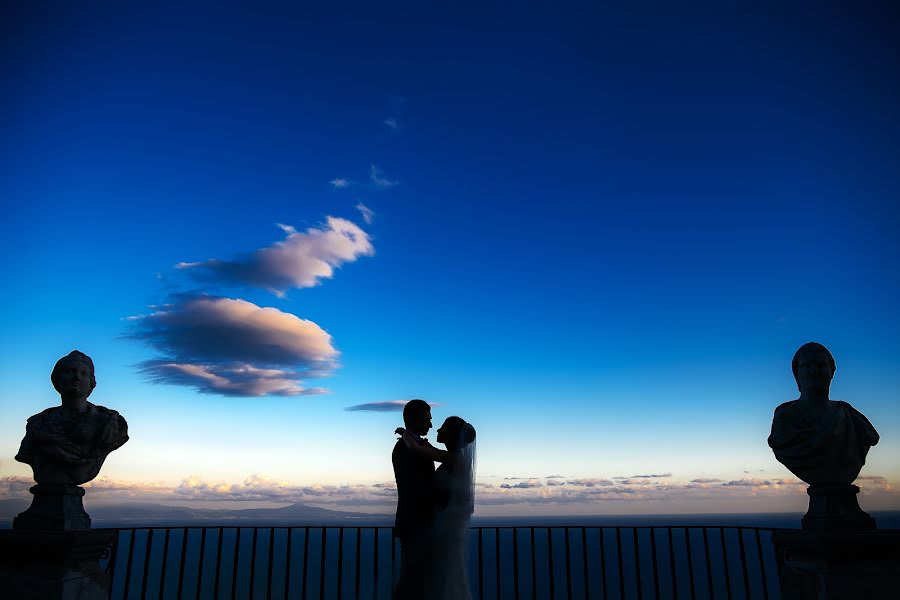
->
<box><xmin>345</xmin><ymin>400</ymin><xmax>441</xmax><ymax>412</ymax></box>
<box><xmin>345</xmin><ymin>401</ymin><xmax>408</xmax><ymax>412</ymax></box>
<box><xmin>176</xmin><ymin>217</ymin><xmax>374</xmax><ymax>296</ymax></box>
<box><xmin>128</xmin><ymin>295</ymin><xmax>338</xmax><ymax>396</ymax></box>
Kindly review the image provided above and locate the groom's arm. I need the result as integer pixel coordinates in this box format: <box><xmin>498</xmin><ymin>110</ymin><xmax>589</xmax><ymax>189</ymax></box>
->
<box><xmin>395</xmin><ymin>429</ymin><xmax>452</xmax><ymax>463</ymax></box>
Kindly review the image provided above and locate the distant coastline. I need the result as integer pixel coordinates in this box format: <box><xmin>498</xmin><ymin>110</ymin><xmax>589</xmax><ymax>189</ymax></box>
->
<box><xmin>2</xmin><ymin>496</ymin><xmax>898</xmax><ymax>529</ymax></box>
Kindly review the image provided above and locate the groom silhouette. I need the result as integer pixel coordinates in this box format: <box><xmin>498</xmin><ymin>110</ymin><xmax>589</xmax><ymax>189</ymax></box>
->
<box><xmin>392</xmin><ymin>399</ymin><xmax>436</xmax><ymax>599</ymax></box>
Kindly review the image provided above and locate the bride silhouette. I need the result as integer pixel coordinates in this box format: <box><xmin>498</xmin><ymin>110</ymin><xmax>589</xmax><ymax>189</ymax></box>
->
<box><xmin>396</xmin><ymin>416</ymin><xmax>477</xmax><ymax>600</ymax></box>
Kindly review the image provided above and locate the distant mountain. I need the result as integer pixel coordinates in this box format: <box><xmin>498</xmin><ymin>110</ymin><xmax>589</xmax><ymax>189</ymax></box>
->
<box><xmin>0</xmin><ymin>499</ymin><xmax>391</xmax><ymax>528</ymax></box>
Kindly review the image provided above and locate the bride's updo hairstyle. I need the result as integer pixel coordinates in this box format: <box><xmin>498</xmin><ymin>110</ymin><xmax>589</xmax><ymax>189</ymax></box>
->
<box><xmin>443</xmin><ymin>416</ymin><xmax>476</xmax><ymax>450</ymax></box>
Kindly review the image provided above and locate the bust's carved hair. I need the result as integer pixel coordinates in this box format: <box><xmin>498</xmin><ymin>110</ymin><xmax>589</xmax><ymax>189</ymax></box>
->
<box><xmin>51</xmin><ymin>350</ymin><xmax>97</xmax><ymax>394</ymax></box>
<box><xmin>791</xmin><ymin>342</ymin><xmax>836</xmax><ymax>378</ymax></box>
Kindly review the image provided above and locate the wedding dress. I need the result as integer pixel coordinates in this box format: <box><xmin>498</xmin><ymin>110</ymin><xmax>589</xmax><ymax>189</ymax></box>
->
<box><xmin>426</xmin><ymin>426</ymin><xmax>476</xmax><ymax>600</ymax></box>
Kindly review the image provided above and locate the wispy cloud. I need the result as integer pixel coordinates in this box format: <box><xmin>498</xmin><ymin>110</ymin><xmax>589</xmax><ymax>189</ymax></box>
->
<box><xmin>500</xmin><ymin>480</ymin><xmax>543</xmax><ymax>489</ymax></box>
<box><xmin>176</xmin><ymin>218</ymin><xmax>374</xmax><ymax>296</ymax></box>
<box><xmin>346</xmin><ymin>400</ymin><xmax>406</xmax><ymax>412</ymax></box>
<box><xmin>566</xmin><ymin>478</ymin><xmax>615</xmax><ymax>487</ymax></box>
<box><xmin>345</xmin><ymin>400</ymin><xmax>441</xmax><ymax>412</ymax></box>
<box><xmin>370</xmin><ymin>165</ymin><xmax>398</xmax><ymax>189</ymax></box>
<box><xmin>330</xmin><ymin>178</ymin><xmax>351</xmax><ymax>189</ymax></box>
<box><xmin>355</xmin><ymin>202</ymin><xmax>375</xmax><ymax>225</ymax></box>
<box><xmin>128</xmin><ymin>295</ymin><xmax>338</xmax><ymax>396</ymax></box>
<box><xmin>722</xmin><ymin>478</ymin><xmax>774</xmax><ymax>487</ymax></box>
<box><xmin>139</xmin><ymin>362</ymin><xmax>327</xmax><ymax>397</ymax></box>
<box><xmin>384</xmin><ymin>118</ymin><xmax>398</xmax><ymax>130</ymax></box>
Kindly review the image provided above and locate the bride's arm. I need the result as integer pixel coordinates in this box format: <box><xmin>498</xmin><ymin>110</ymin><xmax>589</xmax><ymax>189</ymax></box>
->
<box><xmin>395</xmin><ymin>428</ymin><xmax>452</xmax><ymax>463</ymax></box>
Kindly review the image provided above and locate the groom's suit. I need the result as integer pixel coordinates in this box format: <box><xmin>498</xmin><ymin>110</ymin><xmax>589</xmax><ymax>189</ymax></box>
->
<box><xmin>393</xmin><ymin>436</ymin><xmax>436</xmax><ymax>540</ymax></box>
<box><xmin>392</xmin><ymin>436</ymin><xmax>436</xmax><ymax>599</ymax></box>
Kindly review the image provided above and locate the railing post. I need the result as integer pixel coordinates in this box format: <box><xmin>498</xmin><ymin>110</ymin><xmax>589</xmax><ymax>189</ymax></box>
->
<box><xmin>159</xmin><ymin>528</ymin><xmax>172</xmax><ymax>599</ymax></box>
<box><xmin>141</xmin><ymin>529</ymin><xmax>153</xmax><ymax>600</ymax></box>
<box><xmin>372</xmin><ymin>528</ymin><xmax>378</xmax><ymax>600</ymax></box>
<box><xmin>231</xmin><ymin>528</ymin><xmax>242</xmax><ymax>600</ymax></box>
<box><xmin>633</xmin><ymin>528</ymin><xmax>642</xmax><ymax>600</ymax></box>
<box><xmin>301</xmin><ymin>527</ymin><xmax>310</xmax><ymax>600</ymax></box>
<box><xmin>513</xmin><ymin>528</ymin><xmax>520</xmax><ymax>600</ymax></box>
<box><xmin>249</xmin><ymin>527</ymin><xmax>259</xmax><ymax>598</ymax></box>
<box><xmin>266</xmin><ymin>527</ymin><xmax>276</xmax><ymax>600</ymax></box>
<box><xmin>284</xmin><ymin>528</ymin><xmax>293</xmax><ymax>600</ymax></box>
<box><xmin>177</xmin><ymin>528</ymin><xmax>189</xmax><ymax>598</ymax></box>
<box><xmin>196</xmin><ymin>527</ymin><xmax>207</xmax><ymax>600</ymax></box>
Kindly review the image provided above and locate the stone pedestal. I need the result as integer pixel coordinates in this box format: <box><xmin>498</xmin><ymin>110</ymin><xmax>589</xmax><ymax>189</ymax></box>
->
<box><xmin>772</xmin><ymin>529</ymin><xmax>900</xmax><ymax>600</ymax></box>
<box><xmin>801</xmin><ymin>484</ymin><xmax>876</xmax><ymax>531</ymax></box>
<box><xmin>0</xmin><ymin>529</ymin><xmax>115</xmax><ymax>600</ymax></box>
<box><xmin>13</xmin><ymin>484</ymin><xmax>91</xmax><ymax>531</ymax></box>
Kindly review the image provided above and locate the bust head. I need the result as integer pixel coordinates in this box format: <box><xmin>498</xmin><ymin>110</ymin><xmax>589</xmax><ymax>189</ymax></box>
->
<box><xmin>51</xmin><ymin>350</ymin><xmax>96</xmax><ymax>401</ymax></box>
<box><xmin>50</xmin><ymin>350</ymin><xmax>97</xmax><ymax>398</ymax></box>
<box><xmin>791</xmin><ymin>342</ymin><xmax>835</xmax><ymax>395</ymax></box>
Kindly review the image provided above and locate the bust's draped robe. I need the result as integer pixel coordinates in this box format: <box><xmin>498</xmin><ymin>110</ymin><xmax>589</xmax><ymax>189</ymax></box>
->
<box><xmin>16</xmin><ymin>402</ymin><xmax>129</xmax><ymax>485</ymax></box>
<box><xmin>768</xmin><ymin>400</ymin><xmax>879</xmax><ymax>484</ymax></box>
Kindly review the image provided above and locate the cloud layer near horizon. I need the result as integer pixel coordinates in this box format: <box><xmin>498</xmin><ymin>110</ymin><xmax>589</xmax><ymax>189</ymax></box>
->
<box><xmin>129</xmin><ymin>296</ymin><xmax>338</xmax><ymax>396</ymax></box>
<box><xmin>2</xmin><ymin>474</ymin><xmax>895</xmax><ymax>511</ymax></box>
<box><xmin>176</xmin><ymin>217</ymin><xmax>374</xmax><ymax>297</ymax></box>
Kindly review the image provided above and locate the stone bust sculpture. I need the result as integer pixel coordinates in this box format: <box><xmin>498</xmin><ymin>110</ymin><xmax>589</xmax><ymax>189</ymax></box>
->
<box><xmin>15</xmin><ymin>351</ymin><xmax>129</xmax><ymax>486</ymax></box>
<box><xmin>768</xmin><ymin>342</ymin><xmax>879</xmax><ymax>485</ymax></box>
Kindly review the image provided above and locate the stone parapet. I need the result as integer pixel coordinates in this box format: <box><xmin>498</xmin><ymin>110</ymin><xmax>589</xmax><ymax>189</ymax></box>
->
<box><xmin>0</xmin><ymin>529</ymin><xmax>115</xmax><ymax>600</ymax></box>
<box><xmin>773</xmin><ymin>529</ymin><xmax>900</xmax><ymax>599</ymax></box>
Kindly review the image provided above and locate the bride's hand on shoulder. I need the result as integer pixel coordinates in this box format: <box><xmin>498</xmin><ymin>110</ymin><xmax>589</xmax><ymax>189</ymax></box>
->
<box><xmin>395</xmin><ymin>427</ymin><xmax>416</xmax><ymax>447</ymax></box>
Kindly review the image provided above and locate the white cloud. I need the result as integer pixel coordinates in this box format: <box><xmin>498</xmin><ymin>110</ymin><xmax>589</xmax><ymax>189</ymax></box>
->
<box><xmin>370</xmin><ymin>165</ymin><xmax>398</xmax><ymax>189</ymax></box>
<box><xmin>330</xmin><ymin>178</ymin><xmax>351</xmax><ymax>189</ymax></box>
<box><xmin>384</xmin><ymin>118</ymin><xmax>398</xmax><ymax>129</ymax></box>
<box><xmin>176</xmin><ymin>217</ymin><xmax>374</xmax><ymax>296</ymax></box>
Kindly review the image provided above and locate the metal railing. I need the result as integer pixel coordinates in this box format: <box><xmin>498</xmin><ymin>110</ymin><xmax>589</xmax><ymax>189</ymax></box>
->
<box><xmin>102</xmin><ymin>525</ymin><xmax>784</xmax><ymax>599</ymax></box>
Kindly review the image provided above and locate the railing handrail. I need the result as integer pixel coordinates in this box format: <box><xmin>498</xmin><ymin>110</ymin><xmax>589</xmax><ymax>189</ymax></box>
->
<box><xmin>95</xmin><ymin>523</ymin><xmax>791</xmax><ymax>530</ymax></box>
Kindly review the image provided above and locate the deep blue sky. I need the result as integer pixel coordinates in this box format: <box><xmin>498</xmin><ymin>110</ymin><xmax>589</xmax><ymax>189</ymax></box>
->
<box><xmin>1</xmin><ymin>2</ymin><xmax>898</xmax><ymax>514</ymax></box>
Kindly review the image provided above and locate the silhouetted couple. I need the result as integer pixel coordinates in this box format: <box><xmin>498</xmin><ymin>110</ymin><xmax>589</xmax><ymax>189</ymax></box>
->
<box><xmin>392</xmin><ymin>399</ymin><xmax>477</xmax><ymax>600</ymax></box>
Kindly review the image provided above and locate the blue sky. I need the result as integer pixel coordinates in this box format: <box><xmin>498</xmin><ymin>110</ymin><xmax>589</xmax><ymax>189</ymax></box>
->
<box><xmin>1</xmin><ymin>2</ymin><xmax>898</xmax><ymax>515</ymax></box>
